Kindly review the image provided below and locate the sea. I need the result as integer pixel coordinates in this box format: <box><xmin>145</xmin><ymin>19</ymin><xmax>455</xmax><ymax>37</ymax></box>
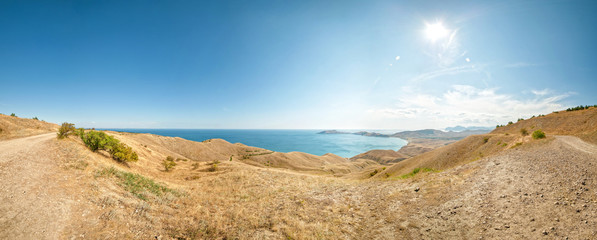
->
<box><xmin>102</xmin><ymin>129</ymin><xmax>407</xmax><ymax>158</ymax></box>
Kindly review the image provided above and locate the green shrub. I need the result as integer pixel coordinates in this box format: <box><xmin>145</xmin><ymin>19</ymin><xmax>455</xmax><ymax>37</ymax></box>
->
<box><xmin>520</xmin><ymin>128</ymin><xmax>528</xmax><ymax>136</ymax></box>
<box><xmin>75</xmin><ymin>128</ymin><xmax>85</xmax><ymax>136</ymax></box>
<box><xmin>507</xmin><ymin>121</ymin><xmax>513</xmax><ymax>125</ymax></box>
<box><xmin>517</xmin><ymin>118</ymin><xmax>524</xmax><ymax>122</ymax></box>
<box><xmin>10</xmin><ymin>113</ymin><xmax>16</xmax><ymax>117</ymax></box>
<box><xmin>110</xmin><ymin>143</ymin><xmax>139</xmax><ymax>162</ymax></box>
<box><xmin>80</xmin><ymin>130</ymin><xmax>138</xmax><ymax>162</ymax></box>
<box><xmin>163</xmin><ymin>156</ymin><xmax>177</xmax><ymax>172</ymax></box>
<box><xmin>532</xmin><ymin>130</ymin><xmax>546</xmax><ymax>139</ymax></box>
<box><xmin>369</xmin><ymin>169</ymin><xmax>379</xmax><ymax>177</ymax></box>
<box><xmin>483</xmin><ymin>137</ymin><xmax>489</xmax><ymax>143</ymax></box>
<box><xmin>32</xmin><ymin>117</ymin><xmax>38</xmax><ymax>120</ymax></box>
<box><xmin>81</xmin><ymin>130</ymin><xmax>109</xmax><ymax>151</ymax></box>
<box><xmin>57</xmin><ymin>122</ymin><xmax>76</xmax><ymax>139</ymax></box>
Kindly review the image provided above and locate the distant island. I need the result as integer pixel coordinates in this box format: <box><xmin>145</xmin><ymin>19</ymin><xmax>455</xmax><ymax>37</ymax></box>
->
<box><xmin>317</xmin><ymin>130</ymin><xmax>390</xmax><ymax>137</ymax></box>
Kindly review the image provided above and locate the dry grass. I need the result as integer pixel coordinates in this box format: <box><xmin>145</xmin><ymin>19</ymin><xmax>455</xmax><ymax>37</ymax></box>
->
<box><xmin>0</xmin><ymin>114</ymin><xmax>58</xmax><ymax>140</ymax></box>
<box><xmin>492</xmin><ymin>107</ymin><xmax>597</xmax><ymax>143</ymax></box>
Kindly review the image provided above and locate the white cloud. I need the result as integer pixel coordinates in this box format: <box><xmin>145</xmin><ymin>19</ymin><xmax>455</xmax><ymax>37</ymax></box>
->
<box><xmin>531</xmin><ymin>89</ymin><xmax>551</xmax><ymax>96</ymax></box>
<box><xmin>368</xmin><ymin>85</ymin><xmax>568</xmax><ymax>129</ymax></box>
<box><xmin>395</xmin><ymin>56</ymin><xmax>400</xmax><ymax>61</ymax></box>
<box><xmin>411</xmin><ymin>65</ymin><xmax>479</xmax><ymax>82</ymax></box>
<box><xmin>465</xmin><ymin>58</ymin><xmax>470</xmax><ymax>62</ymax></box>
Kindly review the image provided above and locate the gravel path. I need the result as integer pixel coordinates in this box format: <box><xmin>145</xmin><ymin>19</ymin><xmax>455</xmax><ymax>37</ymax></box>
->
<box><xmin>401</xmin><ymin>135</ymin><xmax>597</xmax><ymax>239</ymax></box>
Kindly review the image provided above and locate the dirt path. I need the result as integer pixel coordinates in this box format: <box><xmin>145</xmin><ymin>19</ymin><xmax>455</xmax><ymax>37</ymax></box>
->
<box><xmin>0</xmin><ymin>133</ymin><xmax>74</xmax><ymax>239</ymax></box>
<box><xmin>397</xmin><ymin>135</ymin><xmax>597</xmax><ymax>239</ymax></box>
<box><xmin>557</xmin><ymin>135</ymin><xmax>597</xmax><ymax>154</ymax></box>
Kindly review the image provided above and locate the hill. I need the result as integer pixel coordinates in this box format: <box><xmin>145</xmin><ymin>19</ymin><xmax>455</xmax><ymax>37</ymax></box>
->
<box><xmin>378</xmin><ymin>106</ymin><xmax>597</xmax><ymax>178</ymax></box>
<box><xmin>391</xmin><ymin>129</ymin><xmax>489</xmax><ymax>140</ymax></box>
<box><xmin>349</xmin><ymin>129</ymin><xmax>486</xmax><ymax>165</ymax></box>
<box><xmin>0</xmin><ymin>114</ymin><xmax>58</xmax><ymax>140</ymax></box>
<box><xmin>491</xmin><ymin>107</ymin><xmax>597</xmax><ymax>144</ymax></box>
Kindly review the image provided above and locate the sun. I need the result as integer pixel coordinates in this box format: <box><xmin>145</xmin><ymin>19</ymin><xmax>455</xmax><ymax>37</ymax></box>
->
<box><xmin>425</xmin><ymin>22</ymin><xmax>449</xmax><ymax>42</ymax></box>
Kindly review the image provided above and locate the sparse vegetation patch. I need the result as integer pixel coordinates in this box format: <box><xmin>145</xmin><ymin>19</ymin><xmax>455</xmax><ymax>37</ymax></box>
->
<box><xmin>511</xmin><ymin>142</ymin><xmax>523</xmax><ymax>148</ymax></box>
<box><xmin>566</xmin><ymin>105</ymin><xmax>597</xmax><ymax>112</ymax></box>
<box><xmin>163</xmin><ymin>156</ymin><xmax>177</xmax><ymax>172</ymax></box>
<box><xmin>399</xmin><ymin>167</ymin><xmax>436</xmax><ymax>179</ymax></box>
<box><xmin>207</xmin><ymin>160</ymin><xmax>220</xmax><ymax>172</ymax></box>
<box><xmin>532</xmin><ymin>130</ymin><xmax>546</xmax><ymax>139</ymax></box>
<box><xmin>96</xmin><ymin>167</ymin><xmax>180</xmax><ymax>201</ymax></box>
<box><xmin>520</xmin><ymin>128</ymin><xmax>529</xmax><ymax>136</ymax></box>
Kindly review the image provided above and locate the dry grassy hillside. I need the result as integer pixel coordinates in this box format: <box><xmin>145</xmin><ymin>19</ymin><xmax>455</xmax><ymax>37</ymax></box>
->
<box><xmin>0</xmin><ymin>114</ymin><xmax>58</xmax><ymax>140</ymax></box>
<box><xmin>378</xmin><ymin>107</ymin><xmax>597</xmax><ymax>178</ymax></box>
<box><xmin>492</xmin><ymin>107</ymin><xmax>597</xmax><ymax>143</ymax></box>
<box><xmin>349</xmin><ymin>149</ymin><xmax>409</xmax><ymax>164</ymax></box>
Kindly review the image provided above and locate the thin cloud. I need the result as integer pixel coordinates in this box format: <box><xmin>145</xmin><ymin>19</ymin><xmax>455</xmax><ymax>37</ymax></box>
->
<box><xmin>531</xmin><ymin>89</ymin><xmax>551</xmax><ymax>96</ymax></box>
<box><xmin>369</xmin><ymin>85</ymin><xmax>568</xmax><ymax>129</ymax></box>
<box><xmin>411</xmin><ymin>65</ymin><xmax>478</xmax><ymax>82</ymax></box>
<box><xmin>424</xmin><ymin>27</ymin><xmax>466</xmax><ymax>68</ymax></box>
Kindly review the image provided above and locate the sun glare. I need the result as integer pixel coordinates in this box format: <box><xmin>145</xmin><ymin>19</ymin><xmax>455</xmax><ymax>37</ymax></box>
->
<box><xmin>425</xmin><ymin>22</ymin><xmax>449</xmax><ymax>42</ymax></box>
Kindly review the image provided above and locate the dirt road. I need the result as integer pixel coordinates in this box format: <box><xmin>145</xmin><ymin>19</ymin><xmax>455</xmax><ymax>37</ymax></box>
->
<box><xmin>0</xmin><ymin>133</ymin><xmax>74</xmax><ymax>239</ymax></box>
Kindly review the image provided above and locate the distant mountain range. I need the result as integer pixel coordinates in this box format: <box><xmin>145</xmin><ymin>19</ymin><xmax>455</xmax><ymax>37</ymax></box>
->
<box><xmin>318</xmin><ymin>128</ymin><xmax>492</xmax><ymax>140</ymax></box>
<box><xmin>444</xmin><ymin>126</ymin><xmax>495</xmax><ymax>132</ymax></box>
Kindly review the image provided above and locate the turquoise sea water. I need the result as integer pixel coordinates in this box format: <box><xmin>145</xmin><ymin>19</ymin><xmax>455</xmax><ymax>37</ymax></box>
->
<box><xmin>103</xmin><ymin>129</ymin><xmax>407</xmax><ymax>158</ymax></box>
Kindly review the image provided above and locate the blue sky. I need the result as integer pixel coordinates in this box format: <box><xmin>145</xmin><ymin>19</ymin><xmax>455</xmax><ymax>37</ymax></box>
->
<box><xmin>1</xmin><ymin>0</ymin><xmax>596</xmax><ymax>129</ymax></box>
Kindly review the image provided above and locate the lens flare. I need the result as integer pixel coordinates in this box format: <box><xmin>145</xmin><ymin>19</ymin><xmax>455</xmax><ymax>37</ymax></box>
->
<box><xmin>425</xmin><ymin>22</ymin><xmax>449</xmax><ymax>42</ymax></box>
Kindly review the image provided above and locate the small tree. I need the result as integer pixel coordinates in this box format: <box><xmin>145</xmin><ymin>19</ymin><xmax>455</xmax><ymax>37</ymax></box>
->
<box><xmin>163</xmin><ymin>156</ymin><xmax>176</xmax><ymax>172</ymax></box>
<box><xmin>57</xmin><ymin>122</ymin><xmax>76</xmax><ymax>139</ymax></box>
<box><xmin>532</xmin><ymin>130</ymin><xmax>546</xmax><ymax>139</ymax></box>
<box><xmin>32</xmin><ymin>117</ymin><xmax>39</xmax><ymax>120</ymax></box>
<box><xmin>10</xmin><ymin>113</ymin><xmax>16</xmax><ymax>117</ymax></box>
